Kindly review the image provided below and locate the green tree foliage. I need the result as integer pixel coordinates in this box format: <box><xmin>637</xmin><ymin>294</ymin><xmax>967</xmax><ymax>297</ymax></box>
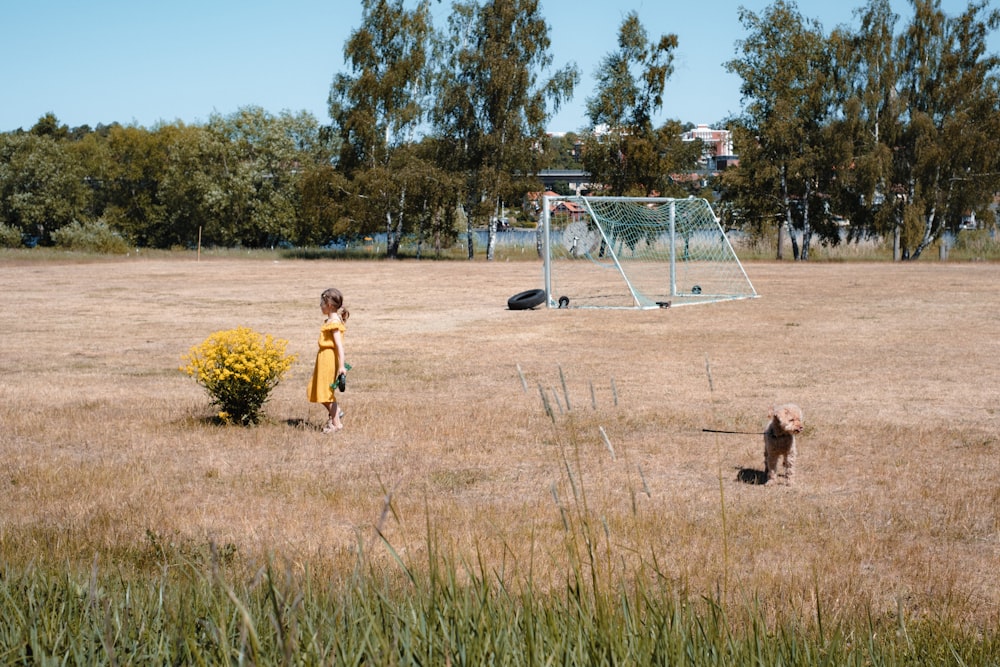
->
<box><xmin>2</xmin><ymin>111</ymin><xmax>331</xmax><ymax>251</ymax></box>
<box><xmin>330</xmin><ymin>0</ymin><xmax>432</xmax><ymax>258</ymax></box>
<box><xmin>206</xmin><ymin>107</ymin><xmax>328</xmax><ymax>247</ymax></box>
<box><xmin>725</xmin><ymin>1</ymin><xmax>837</xmax><ymax>260</ymax></box>
<box><xmin>0</xmin><ymin>223</ymin><xmax>21</xmax><ymax>247</ymax></box>
<box><xmin>330</xmin><ymin>0</ymin><xmax>430</xmax><ymax>172</ymax></box>
<box><xmin>154</xmin><ymin>122</ymin><xmax>231</xmax><ymax>247</ymax></box>
<box><xmin>886</xmin><ymin>0</ymin><xmax>1000</xmax><ymax>259</ymax></box>
<box><xmin>433</xmin><ymin>0</ymin><xmax>577</xmax><ymax>259</ymax></box>
<box><xmin>0</xmin><ymin>130</ymin><xmax>90</xmax><ymax>243</ymax></box>
<box><xmin>297</xmin><ymin>163</ymin><xmax>351</xmax><ymax>246</ymax></box>
<box><xmin>582</xmin><ymin>12</ymin><xmax>699</xmax><ymax>198</ymax></box>
<box><xmin>50</xmin><ymin>219</ymin><xmax>130</xmax><ymax>253</ymax></box>
<box><xmin>100</xmin><ymin>123</ymin><xmax>172</xmax><ymax>246</ymax></box>
<box><xmin>830</xmin><ymin>0</ymin><xmax>1000</xmax><ymax>260</ymax></box>
<box><xmin>715</xmin><ymin>119</ymin><xmax>782</xmax><ymax>237</ymax></box>
<box><xmin>724</xmin><ymin>0</ymin><xmax>1000</xmax><ymax>261</ymax></box>
<box><xmin>544</xmin><ymin>132</ymin><xmax>583</xmax><ymax>169</ymax></box>
<box><xmin>821</xmin><ymin>1</ymin><xmax>900</xmax><ymax>247</ymax></box>
<box><xmin>29</xmin><ymin>113</ymin><xmax>70</xmax><ymax>140</ymax></box>
<box><xmin>108</xmin><ymin>112</ymin><xmax>329</xmax><ymax>249</ymax></box>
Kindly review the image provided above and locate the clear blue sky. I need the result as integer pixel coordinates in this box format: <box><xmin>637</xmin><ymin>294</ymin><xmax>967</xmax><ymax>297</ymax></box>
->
<box><xmin>2</xmin><ymin>1</ymin><xmax>993</xmax><ymax>134</ymax></box>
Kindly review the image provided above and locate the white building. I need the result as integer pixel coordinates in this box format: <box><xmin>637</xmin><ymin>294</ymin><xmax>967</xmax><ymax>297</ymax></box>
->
<box><xmin>681</xmin><ymin>124</ymin><xmax>736</xmax><ymax>168</ymax></box>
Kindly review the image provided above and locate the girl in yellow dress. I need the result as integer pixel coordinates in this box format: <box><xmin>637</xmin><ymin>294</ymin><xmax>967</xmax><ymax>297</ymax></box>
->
<box><xmin>307</xmin><ymin>288</ymin><xmax>348</xmax><ymax>433</ymax></box>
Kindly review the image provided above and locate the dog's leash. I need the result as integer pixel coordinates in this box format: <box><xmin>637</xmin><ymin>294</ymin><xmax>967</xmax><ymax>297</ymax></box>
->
<box><xmin>701</xmin><ymin>428</ymin><xmax>765</xmax><ymax>435</ymax></box>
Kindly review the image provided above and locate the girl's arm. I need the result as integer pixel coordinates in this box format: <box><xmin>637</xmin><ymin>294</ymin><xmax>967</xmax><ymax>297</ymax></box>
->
<box><xmin>332</xmin><ymin>329</ymin><xmax>346</xmax><ymax>376</ymax></box>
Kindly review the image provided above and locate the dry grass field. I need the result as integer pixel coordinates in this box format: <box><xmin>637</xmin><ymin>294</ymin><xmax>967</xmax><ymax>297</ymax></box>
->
<box><xmin>1</xmin><ymin>252</ymin><xmax>998</xmax><ymax>634</ymax></box>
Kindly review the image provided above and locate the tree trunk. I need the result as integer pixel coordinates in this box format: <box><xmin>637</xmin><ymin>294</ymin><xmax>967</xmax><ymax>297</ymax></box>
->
<box><xmin>777</xmin><ymin>164</ymin><xmax>789</xmax><ymax>260</ymax></box>
<box><xmin>910</xmin><ymin>204</ymin><xmax>938</xmax><ymax>260</ymax></box>
<box><xmin>486</xmin><ymin>217</ymin><xmax>497</xmax><ymax>260</ymax></box>
<box><xmin>778</xmin><ymin>164</ymin><xmax>801</xmax><ymax>260</ymax></box>
<box><xmin>912</xmin><ymin>174</ymin><xmax>952</xmax><ymax>260</ymax></box>
<box><xmin>910</xmin><ymin>208</ymin><xmax>938</xmax><ymax>260</ymax></box>
<box><xmin>392</xmin><ymin>187</ymin><xmax>407</xmax><ymax>258</ymax></box>
<box><xmin>415</xmin><ymin>199</ymin><xmax>428</xmax><ymax>260</ymax></box>
<box><xmin>800</xmin><ymin>180</ymin><xmax>812</xmax><ymax>261</ymax></box>
<box><xmin>485</xmin><ymin>191</ymin><xmax>501</xmax><ymax>261</ymax></box>
<box><xmin>894</xmin><ymin>184</ymin><xmax>913</xmax><ymax>261</ymax></box>
<box><xmin>385</xmin><ymin>210</ymin><xmax>398</xmax><ymax>259</ymax></box>
<box><xmin>466</xmin><ymin>215</ymin><xmax>474</xmax><ymax>260</ymax></box>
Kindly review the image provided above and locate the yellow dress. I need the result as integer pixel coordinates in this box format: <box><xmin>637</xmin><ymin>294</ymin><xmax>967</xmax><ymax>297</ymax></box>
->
<box><xmin>307</xmin><ymin>318</ymin><xmax>345</xmax><ymax>403</ymax></box>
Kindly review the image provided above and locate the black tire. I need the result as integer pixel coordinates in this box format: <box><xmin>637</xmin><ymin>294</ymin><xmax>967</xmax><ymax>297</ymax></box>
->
<box><xmin>508</xmin><ymin>288</ymin><xmax>546</xmax><ymax>310</ymax></box>
<box><xmin>557</xmin><ymin>295</ymin><xmax>570</xmax><ymax>309</ymax></box>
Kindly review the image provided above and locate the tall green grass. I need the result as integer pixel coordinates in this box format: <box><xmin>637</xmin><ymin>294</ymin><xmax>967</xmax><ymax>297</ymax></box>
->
<box><xmin>2</xmin><ymin>542</ymin><xmax>997</xmax><ymax>664</ymax></box>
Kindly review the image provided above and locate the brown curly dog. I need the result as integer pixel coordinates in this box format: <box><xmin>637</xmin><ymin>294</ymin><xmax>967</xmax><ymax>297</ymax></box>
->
<box><xmin>764</xmin><ymin>404</ymin><xmax>804</xmax><ymax>485</ymax></box>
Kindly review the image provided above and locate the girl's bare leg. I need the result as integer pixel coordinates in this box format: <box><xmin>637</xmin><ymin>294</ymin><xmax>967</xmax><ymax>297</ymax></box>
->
<box><xmin>321</xmin><ymin>402</ymin><xmax>343</xmax><ymax>432</ymax></box>
<box><xmin>321</xmin><ymin>402</ymin><xmax>337</xmax><ymax>433</ymax></box>
<box><xmin>330</xmin><ymin>401</ymin><xmax>343</xmax><ymax>430</ymax></box>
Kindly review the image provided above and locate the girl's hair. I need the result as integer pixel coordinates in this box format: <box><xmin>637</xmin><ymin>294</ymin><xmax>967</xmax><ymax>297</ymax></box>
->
<box><xmin>321</xmin><ymin>288</ymin><xmax>350</xmax><ymax>322</ymax></box>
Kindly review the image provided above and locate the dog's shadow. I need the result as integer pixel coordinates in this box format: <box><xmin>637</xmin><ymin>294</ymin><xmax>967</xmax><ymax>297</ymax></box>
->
<box><xmin>736</xmin><ymin>467</ymin><xmax>769</xmax><ymax>485</ymax></box>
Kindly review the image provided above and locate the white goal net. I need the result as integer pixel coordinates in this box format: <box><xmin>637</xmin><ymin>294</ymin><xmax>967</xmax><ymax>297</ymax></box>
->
<box><xmin>542</xmin><ymin>196</ymin><xmax>757</xmax><ymax>308</ymax></box>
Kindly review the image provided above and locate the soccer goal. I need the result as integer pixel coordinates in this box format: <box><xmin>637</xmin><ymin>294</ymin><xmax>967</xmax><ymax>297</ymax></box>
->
<box><xmin>541</xmin><ymin>195</ymin><xmax>757</xmax><ymax>309</ymax></box>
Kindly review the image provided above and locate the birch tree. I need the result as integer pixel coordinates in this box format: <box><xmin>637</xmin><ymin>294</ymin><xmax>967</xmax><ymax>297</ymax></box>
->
<box><xmin>582</xmin><ymin>12</ymin><xmax>698</xmax><ymax>198</ymax></box>
<box><xmin>433</xmin><ymin>0</ymin><xmax>577</xmax><ymax>260</ymax></box>
<box><xmin>833</xmin><ymin>0</ymin><xmax>1000</xmax><ymax>260</ymax></box>
<box><xmin>329</xmin><ymin>0</ymin><xmax>432</xmax><ymax>257</ymax></box>
<box><xmin>891</xmin><ymin>0</ymin><xmax>1000</xmax><ymax>259</ymax></box>
<box><xmin>726</xmin><ymin>0</ymin><xmax>835</xmax><ymax>260</ymax></box>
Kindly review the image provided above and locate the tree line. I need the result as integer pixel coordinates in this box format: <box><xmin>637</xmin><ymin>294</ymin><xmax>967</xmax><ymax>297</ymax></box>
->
<box><xmin>2</xmin><ymin>0</ymin><xmax>998</xmax><ymax>261</ymax></box>
<box><xmin>723</xmin><ymin>0</ymin><xmax>1000</xmax><ymax>260</ymax></box>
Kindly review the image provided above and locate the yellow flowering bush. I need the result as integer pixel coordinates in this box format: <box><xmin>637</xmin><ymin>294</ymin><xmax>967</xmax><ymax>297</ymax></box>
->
<box><xmin>180</xmin><ymin>327</ymin><xmax>296</xmax><ymax>425</ymax></box>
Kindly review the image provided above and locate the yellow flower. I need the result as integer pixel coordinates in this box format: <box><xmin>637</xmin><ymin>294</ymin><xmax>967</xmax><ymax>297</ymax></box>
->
<box><xmin>180</xmin><ymin>326</ymin><xmax>297</xmax><ymax>425</ymax></box>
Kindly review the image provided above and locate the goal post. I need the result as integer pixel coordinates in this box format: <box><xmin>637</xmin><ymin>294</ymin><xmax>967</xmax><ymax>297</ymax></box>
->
<box><xmin>541</xmin><ymin>195</ymin><xmax>757</xmax><ymax>309</ymax></box>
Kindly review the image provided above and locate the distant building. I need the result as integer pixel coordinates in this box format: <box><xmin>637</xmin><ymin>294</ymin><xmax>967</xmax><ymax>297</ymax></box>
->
<box><xmin>524</xmin><ymin>190</ymin><xmax>587</xmax><ymax>222</ymax></box>
<box><xmin>533</xmin><ymin>124</ymin><xmax>737</xmax><ymax>205</ymax></box>
<box><xmin>537</xmin><ymin>169</ymin><xmax>592</xmax><ymax>195</ymax></box>
<box><xmin>681</xmin><ymin>124</ymin><xmax>738</xmax><ymax>170</ymax></box>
